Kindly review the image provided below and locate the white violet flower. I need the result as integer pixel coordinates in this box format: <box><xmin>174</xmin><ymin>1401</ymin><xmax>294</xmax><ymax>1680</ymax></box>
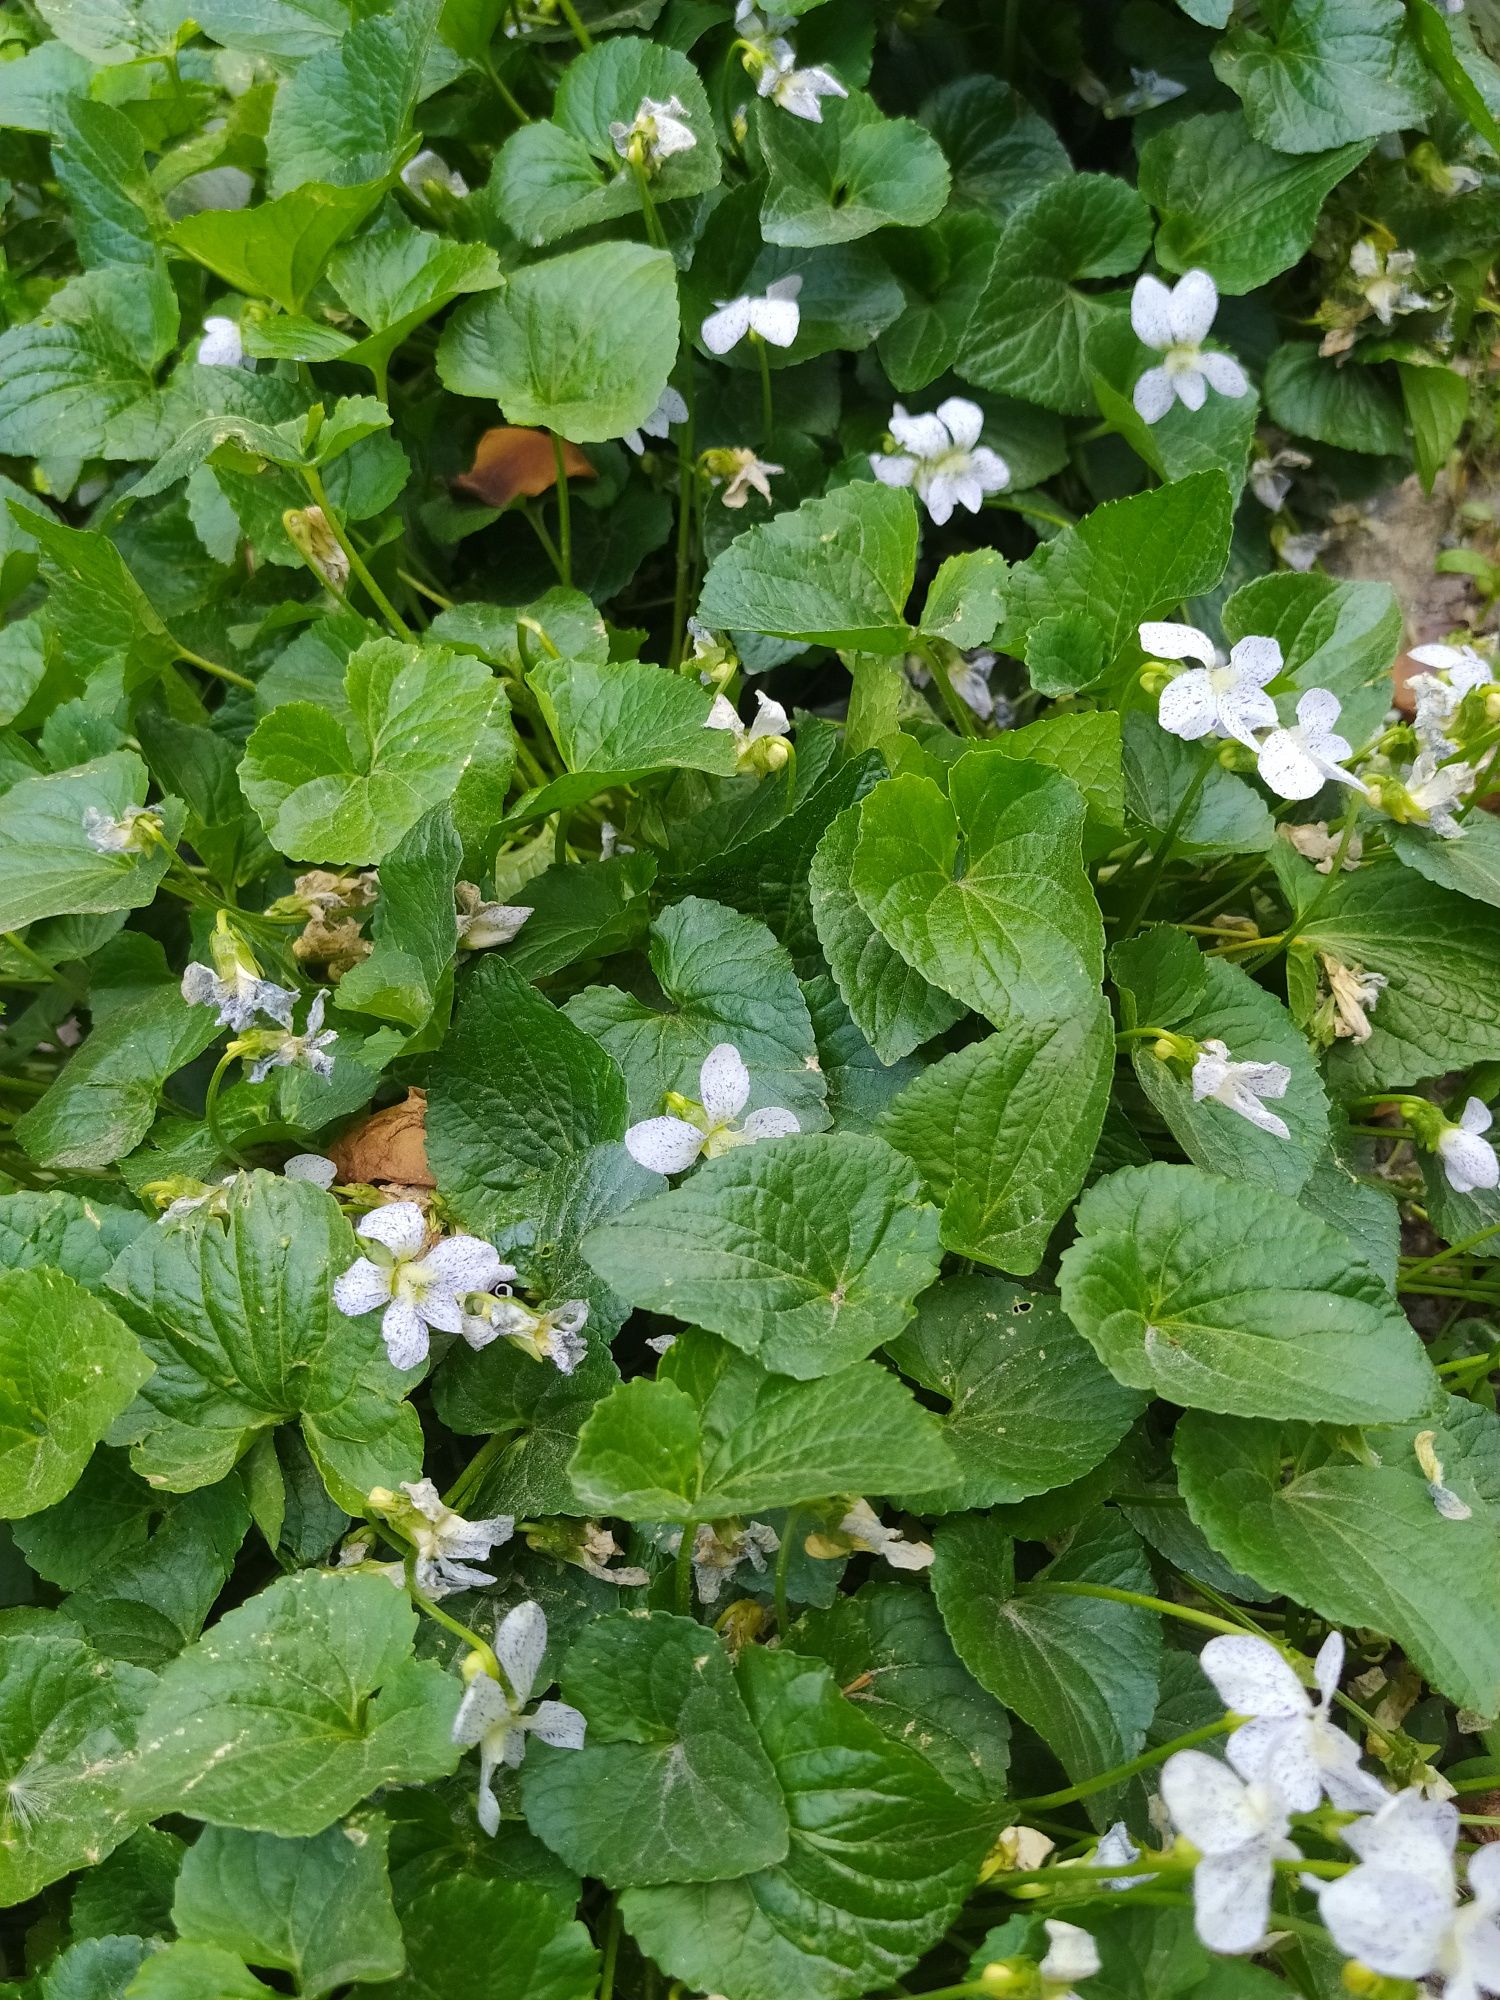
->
<box><xmin>1409</xmin><ymin>641</ymin><xmax>1495</xmax><ymax>751</ymax></box>
<box><xmin>1350</xmin><ymin>239</ymin><xmax>1434</xmax><ymax>325</ymax></box>
<box><xmin>1256</xmin><ymin>688</ymin><xmax>1363</xmax><ymax>801</ymax></box>
<box><xmin>622</xmin><ymin>384</ymin><xmax>689</xmax><ymax>455</ymax></box>
<box><xmin>870</xmin><ymin>397</ymin><xmax>1010</xmax><ymax>526</ymax></box>
<box><xmin>1159</xmin><ymin>1750</ymin><xmax>1300</xmax><ymax>1955</ymax></box>
<box><xmin>1130</xmin><ymin>269</ymin><xmax>1249</xmax><ymax>423</ymax></box>
<box><xmin>333</xmin><ymin>1202</ymin><xmax>511</xmax><ymax>1371</ymax></box>
<box><xmin>1141</xmin><ymin>621</ymin><xmax>1282</xmax><ymax>753</ymax></box>
<box><xmin>1403</xmin><ymin>748</ymin><xmax>1476</xmax><ymax>839</ymax></box>
<box><xmin>455</xmin><ymin>883</ymin><xmax>533</xmax><ymax>950</ymax></box>
<box><xmin>735</xmin><ymin>2</ymin><xmax>846</xmax><ymax>122</ymax></box>
<box><xmin>1191</xmin><ymin>1039</ymin><xmax>1292</xmax><ymax>1142</ymax></box>
<box><xmin>701</xmin><ymin>273</ymin><xmax>802</xmax><ymax>355</ymax></box>
<box><xmin>240</xmin><ymin>989</ymin><xmax>338</xmax><ymax>1084</ymax></box>
<box><xmin>1437</xmin><ymin>1097</ymin><xmax>1499</xmax><ymax>1196</ymax></box>
<box><xmin>1039</xmin><ymin>1920</ymin><xmax>1101</xmax><ymax>1997</ymax></box>
<box><xmin>1317</xmin><ymin>1789</ymin><xmax>1500</xmax><ymax>1997</ymax></box>
<box><xmin>400</xmin><ymin>149</ymin><xmax>468</xmax><ymax>202</ymax></box>
<box><xmin>451</xmin><ymin>1601</ymin><xmax>585</xmax><ymax>1834</ymax></box>
<box><xmin>197</xmin><ymin>315</ymin><xmax>250</xmax><ymax>369</ymax></box>
<box><xmin>82</xmin><ymin>803</ymin><xmax>163</xmax><ymax>854</ymax></box>
<box><xmin>399</xmin><ymin>1479</ymin><xmax>514</xmax><ymax>1599</ymax></box>
<box><xmin>624</xmin><ymin>1042</ymin><xmax>800</xmax><ymax>1175</ymax></box>
<box><xmin>609</xmin><ymin>94</ymin><xmax>697</xmax><ymax>171</ymax></box>
<box><xmin>1198</xmin><ymin>1631</ymin><xmax>1389</xmax><ymax>1813</ymax></box>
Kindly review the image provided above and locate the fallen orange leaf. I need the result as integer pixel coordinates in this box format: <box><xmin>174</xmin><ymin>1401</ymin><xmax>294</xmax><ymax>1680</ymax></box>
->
<box><xmin>330</xmin><ymin>1089</ymin><xmax>434</xmax><ymax>1188</ymax></box>
<box><xmin>453</xmin><ymin>427</ymin><xmax>595</xmax><ymax>507</ymax></box>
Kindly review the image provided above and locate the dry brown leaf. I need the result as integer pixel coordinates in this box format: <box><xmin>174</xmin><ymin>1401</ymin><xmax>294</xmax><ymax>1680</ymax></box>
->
<box><xmin>330</xmin><ymin>1089</ymin><xmax>434</xmax><ymax>1188</ymax></box>
<box><xmin>454</xmin><ymin>427</ymin><xmax>595</xmax><ymax>508</ymax></box>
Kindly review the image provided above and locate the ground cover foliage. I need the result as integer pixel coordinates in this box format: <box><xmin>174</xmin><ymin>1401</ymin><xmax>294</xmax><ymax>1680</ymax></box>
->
<box><xmin>3</xmin><ymin>0</ymin><xmax>1500</xmax><ymax>1995</ymax></box>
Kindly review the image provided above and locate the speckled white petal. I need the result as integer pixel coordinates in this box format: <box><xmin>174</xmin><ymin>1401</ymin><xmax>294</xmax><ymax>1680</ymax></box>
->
<box><xmin>1198</xmin><ymin>349</ymin><xmax>1249</xmax><ymax>399</ymax></box>
<box><xmin>1157</xmin><ymin>668</ymin><xmax>1218</xmax><ymax>740</ymax></box>
<box><xmin>357</xmin><ymin>1201</ymin><xmax>428</xmax><ymax>1259</ymax></box>
<box><xmin>1132</xmin><ymin>365</ymin><xmax>1174</xmax><ymax>424</ymax></box>
<box><xmin>333</xmin><ymin>1259</ymin><xmax>392</xmax><ymax>1318</ymax></box>
<box><xmin>936</xmin><ymin>395</ymin><xmax>985</xmax><ymax>450</ymax></box>
<box><xmin>496</xmin><ymin>1600</ymin><xmax>548</xmax><ymax>1706</ymax></box>
<box><xmin>699</xmin><ymin>1042</ymin><xmax>750</xmax><ymax>1123</ymax></box>
<box><xmin>1131</xmin><ymin>273</ymin><xmax>1175</xmax><ymax>349</ymax></box>
<box><xmin>888</xmin><ymin>408</ymin><xmax>952</xmax><ymax>457</ymax></box>
<box><xmin>1161</xmin><ymin>1750</ymin><xmax>1266</xmax><ymax>1854</ymax></box>
<box><xmin>1140</xmin><ymin>621</ymin><xmax>1217</xmax><ymax>664</ymax></box>
<box><xmin>1216</xmin><ymin>682</ymin><xmax>1279</xmax><ymax>751</ymax></box>
<box><xmin>381</xmin><ymin>1296</ymin><xmax>431</xmax><ymax>1371</ymax></box>
<box><xmin>452</xmin><ymin>1673</ymin><xmax>508</xmax><ymax>1747</ymax></box>
<box><xmin>529</xmin><ymin>1699</ymin><xmax>587</xmax><ymax>1750</ymax></box>
<box><xmin>1312</xmin><ymin>1630</ymin><xmax>1344</xmax><ymax>1708</ymax></box>
<box><xmin>1462</xmin><ymin>1095</ymin><xmax>1494</xmax><ymax>1136</ymax></box>
<box><xmin>1191</xmin><ymin>1848</ymin><xmax>1273</xmax><ymax>1956</ymax></box>
<box><xmin>749</xmin><ymin>295</ymin><xmax>800</xmax><ymax>347</ymax></box>
<box><xmin>1318</xmin><ymin>1869</ymin><xmax>1451</xmax><ymax>1979</ymax></box>
<box><xmin>1226</xmin><ymin>1715</ymin><xmax>1321</xmax><ymax>1815</ymax></box>
<box><xmin>920</xmin><ymin>472</ymin><xmax>958</xmax><ymax>525</ymax></box>
<box><xmin>284</xmin><ymin>1153</ymin><xmax>337</xmax><ymax>1188</ymax></box>
<box><xmin>423</xmin><ymin>1235</ymin><xmax>505</xmax><ymax>1296</ymax></box>
<box><xmin>1200</xmin><ymin>1634</ymin><xmax>1310</xmax><ymax>1719</ymax></box>
<box><xmin>969</xmin><ymin>445</ymin><xmax>1010</xmax><ymax>493</ymax></box>
<box><xmin>1227</xmin><ymin>634</ymin><xmax>1283</xmax><ymax>686</ymax></box>
<box><xmin>741</xmin><ymin>1105</ymin><xmax>800</xmax><ymax>1141</ymax></box>
<box><xmin>1169</xmin><ymin>268</ymin><xmax>1219</xmax><ymax>345</ymax></box>
<box><xmin>870</xmin><ymin>452</ymin><xmax>917</xmax><ymax>488</ymax></box>
<box><xmin>625</xmin><ymin>1116</ymin><xmax>704</xmax><ymax>1175</ymax></box>
<box><xmin>1174</xmin><ymin>365</ymin><xmax>1208</xmax><ymax>412</ymax></box>
<box><xmin>701</xmin><ymin>298</ymin><xmax>751</xmax><ymax>353</ymax></box>
<box><xmin>1257</xmin><ymin>729</ymin><xmax>1322</xmax><ymax>801</ymax></box>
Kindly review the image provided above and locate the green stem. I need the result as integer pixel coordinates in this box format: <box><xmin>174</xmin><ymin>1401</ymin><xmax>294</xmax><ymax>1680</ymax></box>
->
<box><xmin>551</xmin><ymin>432</ymin><xmax>573</xmax><ymax>587</ymax></box>
<box><xmin>303</xmin><ymin>468</ymin><xmax>411</xmax><ymax>638</ymax></box>
<box><xmin>203</xmin><ymin>1049</ymin><xmax>252</xmax><ymax>1172</ymax></box>
<box><xmin>754</xmin><ymin>335</ymin><xmax>774</xmax><ymax>444</ymax></box>
<box><xmin>1118</xmin><ymin>758</ymin><xmax>1213</xmax><ymax>937</ymax></box>
<box><xmin>443</xmin><ymin>1428</ymin><xmax>524</xmax><ymax>1513</ymax></box>
<box><xmin>1</xmin><ymin>931</ymin><xmax>61</xmax><ymax>985</ymax></box>
<box><xmin>525</xmin><ymin>502</ymin><xmax>565</xmax><ymax>582</ymax></box>
<box><xmin>555</xmin><ymin>0</ymin><xmax>593</xmax><ymax>49</ymax></box>
<box><xmin>1026</xmin><ymin>1579</ymin><xmax>1248</xmax><ymax>1639</ymax></box>
<box><xmin>667</xmin><ymin>382</ymin><xmax>698</xmax><ymax>671</ymax></box>
<box><xmin>926</xmin><ymin>641</ymin><xmax>980</xmax><ymax>740</ymax></box>
<box><xmin>1243</xmin><ymin>798</ymin><xmax>1363</xmax><ymax>973</ymax></box>
<box><xmin>597</xmin><ymin>1903</ymin><xmax>622</xmax><ymax>2000</ymax></box>
<box><xmin>775</xmin><ymin>1509</ymin><xmax>800</xmax><ymax>1636</ymax></box>
<box><xmin>674</xmin><ymin>1528</ymin><xmax>696</xmax><ymax>1617</ymax></box>
<box><xmin>1008</xmin><ymin>1717</ymin><xmax>1235</xmax><ymax>1812</ymax></box>
<box><xmin>628</xmin><ymin>154</ymin><xmax>668</xmax><ymax>249</ymax></box>
<box><xmin>176</xmin><ymin>646</ymin><xmax>255</xmax><ymax>692</ymax></box>
<box><xmin>480</xmin><ymin>50</ymin><xmax>531</xmax><ymax>122</ymax></box>
<box><xmin>1406</xmin><ymin>1220</ymin><xmax>1500</xmax><ymax>1280</ymax></box>
<box><xmin>397</xmin><ymin>568</ymin><xmax>455</xmax><ymax>611</ymax></box>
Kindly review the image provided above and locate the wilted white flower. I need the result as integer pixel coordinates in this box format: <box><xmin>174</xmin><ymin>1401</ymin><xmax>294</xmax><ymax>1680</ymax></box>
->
<box><xmin>566</xmin><ymin>1522</ymin><xmax>650</xmax><ymax>1588</ymax></box>
<box><xmin>1198</xmin><ymin>1632</ymin><xmax>1388</xmax><ymax>1813</ymax></box>
<box><xmin>1282</xmin><ymin>821</ymin><xmax>1363</xmax><ymax>873</ymax></box>
<box><xmin>197</xmin><ymin>315</ymin><xmax>251</xmax><ymax>369</ymax></box>
<box><xmin>609</xmin><ymin>94</ymin><xmax>698</xmax><ymax>171</ymax></box>
<box><xmin>706</xmin><ymin>447</ymin><xmax>783</xmax><ymax>510</ymax></box>
<box><xmin>906</xmin><ymin>647</ymin><xmax>1002</xmax><ymax>722</ymax></box>
<box><xmin>240</xmin><ymin>989</ymin><xmax>338</xmax><ymax>1084</ymax></box>
<box><xmin>1322</xmin><ymin>955</ymin><xmax>1387</xmax><ymax>1044</ymax></box>
<box><xmin>701</xmin><ymin>273</ymin><xmax>801</xmax><ymax>354</ymax></box>
<box><xmin>1039</xmin><ymin>1920</ymin><xmax>1101</xmax><ymax>1997</ymax></box>
<box><xmin>452</xmin><ymin>1601</ymin><xmax>585</xmax><ymax>1833</ymax></box>
<box><xmin>1091</xmin><ymin>1821</ymin><xmax>1146</xmax><ymax>1891</ymax></box>
<box><xmin>283</xmin><ymin>1152</ymin><xmax>338</xmax><ymax>1188</ymax></box>
<box><xmin>1256</xmin><ymin>688</ymin><xmax>1362</xmax><ymax>801</ymax></box>
<box><xmin>455</xmin><ymin>883</ymin><xmax>533</xmax><ymax>950</ymax></box>
<box><xmin>829</xmin><ymin>1498</ymin><xmax>934</xmax><ymax>1571</ymax></box>
<box><xmin>333</xmin><ymin>1202</ymin><xmax>509</xmax><ymax>1370</ymax></box>
<box><xmin>706</xmin><ymin>688</ymin><xmax>791</xmax><ymax>768</ymax></box>
<box><xmin>1401</xmin><ymin>748</ymin><xmax>1477</xmax><ymax>839</ymax></box>
<box><xmin>1131</xmin><ymin>269</ymin><xmax>1249</xmax><ymax>423</ymax></box>
<box><xmin>398</xmin><ymin>1479</ymin><xmax>514</xmax><ymax>1598</ymax></box>
<box><xmin>182</xmin><ymin>919</ymin><xmax>297</xmax><ymax>1033</ymax></box>
<box><xmin>622</xmin><ymin>384</ymin><xmax>689</xmax><ymax>455</ymax></box>
<box><xmin>1317</xmin><ymin>1789</ymin><xmax>1500</xmax><ymax>1996</ymax></box>
<box><xmin>1276</xmin><ymin>529</ymin><xmax>1330</xmax><ymax>573</ymax></box>
<box><xmin>1159</xmin><ymin>1750</ymin><xmax>1300</xmax><ymax>1954</ymax></box>
<box><xmin>1437</xmin><ymin>1097</ymin><xmax>1499</xmax><ymax>1196</ymax></box>
<box><xmin>1415</xmin><ymin>1430</ymin><xmax>1474</xmax><ymax>1523</ymax></box>
<box><xmin>1350</xmin><ymin>239</ymin><xmax>1434</xmax><ymax>325</ymax></box>
<box><xmin>460</xmin><ymin>1293</ymin><xmax>590</xmax><ymax>1374</ymax></box>
<box><xmin>82</xmin><ymin>803</ymin><xmax>163</xmax><ymax>855</ymax></box>
<box><xmin>401</xmin><ymin>148</ymin><xmax>468</xmax><ymax>202</ymax></box>
<box><xmin>1249</xmin><ymin>446</ymin><xmax>1312</xmax><ymax>511</ymax></box>
<box><xmin>1190</xmin><ymin>1039</ymin><xmax>1292</xmax><ymax>1141</ymax></box>
<box><xmin>691</xmin><ymin>1519</ymin><xmax>779</xmax><ymax>1602</ymax></box>
<box><xmin>1408</xmin><ymin>641</ymin><xmax>1495</xmax><ymax>750</ymax></box>
<box><xmin>735</xmin><ymin>2</ymin><xmax>846</xmax><ymax>121</ymax></box>
<box><xmin>1141</xmin><ymin>621</ymin><xmax>1282</xmax><ymax>753</ymax></box>
<box><xmin>870</xmin><ymin>397</ymin><xmax>1010</xmax><ymax>526</ymax></box>
<box><xmin>624</xmin><ymin>1042</ymin><xmax>799</xmax><ymax>1175</ymax></box>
